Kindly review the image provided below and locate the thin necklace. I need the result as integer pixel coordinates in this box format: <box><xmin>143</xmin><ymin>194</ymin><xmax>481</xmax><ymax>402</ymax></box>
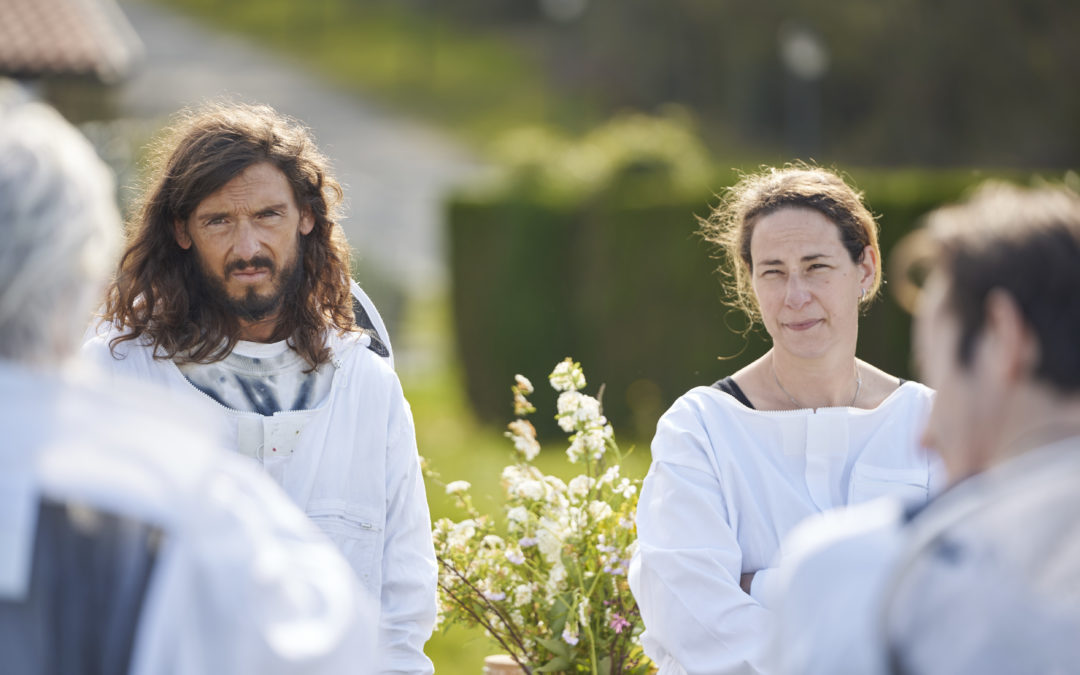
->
<box><xmin>772</xmin><ymin>360</ymin><xmax>862</xmax><ymax>409</ymax></box>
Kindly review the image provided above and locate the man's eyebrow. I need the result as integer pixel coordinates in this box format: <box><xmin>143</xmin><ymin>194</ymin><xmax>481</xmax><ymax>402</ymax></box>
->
<box><xmin>195</xmin><ymin>210</ymin><xmax>229</xmax><ymax>224</ymax></box>
<box><xmin>257</xmin><ymin>203</ymin><xmax>289</xmax><ymax>212</ymax></box>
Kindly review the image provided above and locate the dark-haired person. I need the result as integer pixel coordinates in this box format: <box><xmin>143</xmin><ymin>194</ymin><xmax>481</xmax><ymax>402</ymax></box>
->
<box><xmin>628</xmin><ymin>165</ymin><xmax>943</xmax><ymax>674</ymax></box>
<box><xmin>1</xmin><ymin>100</ymin><xmax>373</xmax><ymax>674</ymax></box>
<box><xmin>776</xmin><ymin>182</ymin><xmax>1080</xmax><ymax>675</ymax></box>
<box><xmin>83</xmin><ymin>102</ymin><xmax>436</xmax><ymax>673</ymax></box>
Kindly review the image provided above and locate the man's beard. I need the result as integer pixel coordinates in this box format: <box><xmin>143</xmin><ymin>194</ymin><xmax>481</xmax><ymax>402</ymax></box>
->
<box><xmin>194</xmin><ymin>249</ymin><xmax>305</xmax><ymax>324</ymax></box>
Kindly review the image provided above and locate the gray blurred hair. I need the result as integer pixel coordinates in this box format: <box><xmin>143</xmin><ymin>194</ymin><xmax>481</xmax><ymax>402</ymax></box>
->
<box><xmin>0</xmin><ymin>102</ymin><xmax>119</xmax><ymax>364</ymax></box>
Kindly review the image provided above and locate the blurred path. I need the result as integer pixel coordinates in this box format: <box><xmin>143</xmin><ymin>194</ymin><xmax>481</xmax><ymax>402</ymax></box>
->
<box><xmin>116</xmin><ymin>0</ymin><xmax>481</xmax><ymax>299</ymax></box>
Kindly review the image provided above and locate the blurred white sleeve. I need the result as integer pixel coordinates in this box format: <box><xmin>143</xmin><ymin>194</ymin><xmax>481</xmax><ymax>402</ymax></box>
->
<box><xmin>628</xmin><ymin>405</ymin><xmax>771</xmax><ymax>675</ymax></box>
<box><xmin>131</xmin><ymin>454</ymin><xmax>376</xmax><ymax>675</ymax></box>
<box><xmin>772</xmin><ymin>498</ymin><xmax>904</xmax><ymax>675</ymax></box>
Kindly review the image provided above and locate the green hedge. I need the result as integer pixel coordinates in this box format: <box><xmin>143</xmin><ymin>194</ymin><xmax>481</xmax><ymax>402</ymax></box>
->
<box><xmin>448</xmin><ymin>120</ymin><xmax>1065</xmax><ymax>437</ymax></box>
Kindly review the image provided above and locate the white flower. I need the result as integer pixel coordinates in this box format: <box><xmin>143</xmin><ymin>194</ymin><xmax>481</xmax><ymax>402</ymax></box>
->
<box><xmin>513</xmin><ymin>583</ymin><xmax>533</xmax><ymax>607</ymax></box>
<box><xmin>502</xmin><ymin>464</ymin><xmax>544</xmax><ymax>494</ymax></box>
<box><xmin>577</xmin><ymin>596</ymin><xmax>590</xmax><ymax>625</ymax></box>
<box><xmin>445</xmin><ymin>480</ymin><xmax>471</xmax><ymax>495</ymax></box>
<box><xmin>481</xmin><ymin>534</ymin><xmax>505</xmax><ymax>549</ymax></box>
<box><xmin>556</xmin><ymin>391</ymin><xmax>603</xmax><ymax>432</ymax></box>
<box><xmin>599</xmin><ymin>464</ymin><xmax>621</xmax><ymax>485</ymax></box>
<box><xmin>537</xmin><ymin>516</ymin><xmax>567</xmax><ymax>563</ymax></box>
<box><xmin>507</xmin><ymin>505</ymin><xmax>529</xmax><ymax>524</ymax></box>
<box><xmin>546</xmin><ymin>561</ymin><xmax>568</xmax><ymax>599</ymax></box>
<box><xmin>588</xmin><ymin>500</ymin><xmax>614</xmax><ymax>521</ymax></box>
<box><xmin>507</xmin><ymin>419</ymin><xmax>541</xmax><ymax>460</ymax></box>
<box><xmin>514</xmin><ymin>374</ymin><xmax>534</xmax><ymax>395</ymax></box>
<box><xmin>568</xmin><ymin>423</ymin><xmax>612</xmax><ymax>462</ymax></box>
<box><xmin>448</xmin><ymin>519</ymin><xmax>476</xmax><ymax>549</ymax></box>
<box><xmin>561</xmin><ymin>626</ymin><xmax>579</xmax><ymax>646</ymax></box>
<box><xmin>483</xmin><ymin>590</ymin><xmax>507</xmax><ymax>602</ymax></box>
<box><xmin>615</xmin><ymin>477</ymin><xmax>638</xmax><ymax>499</ymax></box>
<box><xmin>549</xmin><ymin>358</ymin><xmax>587</xmax><ymax>392</ymax></box>
<box><xmin>505</xmin><ymin>548</ymin><xmax>525</xmax><ymax>565</ymax></box>
<box><xmin>432</xmin><ymin>517</ymin><xmax>453</xmax><ymax>540</ymax></box>
<box><xmin>518</xmin><ymin>536</ymin><xmax>538</xmax><ymax>548</ymax></box>
<box><xmin>543</xmin><ymin>474</ymin><xmax>568</xmax><ymax>495</ymax></box>
<box><xmin>568</xmin><ymin>474</ymin><xmax>595</xmax><ymax>499</ymax></box>
<box><xmin>516</xmin><ymin>479</ymin><xmax>546</xmax><ymax>501</ymax></box>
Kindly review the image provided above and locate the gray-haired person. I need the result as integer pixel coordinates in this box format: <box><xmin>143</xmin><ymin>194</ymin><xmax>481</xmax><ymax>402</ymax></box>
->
<box><xmin>0</xmin><ymin>100</ymin><xmax>374</xmax><ymax>673</ymax></box>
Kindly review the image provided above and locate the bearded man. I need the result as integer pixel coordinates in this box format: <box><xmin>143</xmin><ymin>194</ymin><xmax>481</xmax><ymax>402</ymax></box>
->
<box><xmin>83</xmin><ymin>102</ymin><xmax>436</xmax><ymax>673</ymax></box>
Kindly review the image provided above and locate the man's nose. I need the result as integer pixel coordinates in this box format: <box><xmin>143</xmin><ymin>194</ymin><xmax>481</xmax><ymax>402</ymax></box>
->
<box><xmin>232</xmin><ymin>220</ymin><xmax>261</xmax><ymax>260</ymax></box>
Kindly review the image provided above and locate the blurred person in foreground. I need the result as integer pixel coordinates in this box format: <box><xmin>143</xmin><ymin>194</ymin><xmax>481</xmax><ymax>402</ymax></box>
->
<box><xmin>0</xmin><ymin>100</ymin><xmax>373</xmax><ymax>672</ymax></box>
<box><xmin>775</xmin><ymin>181</ymin><xmax>1080</xmax><ymax>674</ymax></box>
<box><xmin>628</xmin><ymin>164</ymin><xmax>943</xmax><ymax>674</ymax></box>
<box><xmin>82</xmin><ymin>102</ymin><xmax>436</xmax><ymax>673</ymax></box>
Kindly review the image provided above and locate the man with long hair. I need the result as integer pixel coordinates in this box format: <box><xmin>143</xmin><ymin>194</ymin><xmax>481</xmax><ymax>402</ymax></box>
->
<box><xmin>1</xmin><ymin>99</ymin><xmax>374</xmax><ymax>674</ymax></box>
<box><xmin>83</xmin><ymin>102</ymin><xmax>436</xmax><ymax>673</ymax></box>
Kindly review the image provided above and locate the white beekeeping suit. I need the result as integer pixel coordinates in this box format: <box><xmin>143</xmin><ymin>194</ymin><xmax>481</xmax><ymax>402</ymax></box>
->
<box><xmin>0</xmin><ymin>98</ymin><xmax>376</xmax><ymax>674</ymax></box>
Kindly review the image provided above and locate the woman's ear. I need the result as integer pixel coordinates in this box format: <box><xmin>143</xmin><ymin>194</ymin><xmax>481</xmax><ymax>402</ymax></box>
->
<box><xmin>858</xmin><ymin>245</ymin><xmax>878</xmax><ymax>289</ymax></box>
<box><xmin>174</xmin><ymin>219</ymin><xmax>192</xmax><ymax>250</ymax></box>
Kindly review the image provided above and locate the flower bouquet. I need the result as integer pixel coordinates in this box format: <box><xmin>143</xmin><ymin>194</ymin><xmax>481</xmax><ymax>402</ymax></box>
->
<box><xmin>431</xmin><ymin>359</ymin><xmax>653</xmax><ymax>674</ymax></box>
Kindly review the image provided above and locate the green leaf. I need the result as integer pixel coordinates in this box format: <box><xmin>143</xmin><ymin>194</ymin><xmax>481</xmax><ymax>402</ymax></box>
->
<box><xmin>534</xmin><ymin>655</ymin><xmax>572</xmax><ymax>672</ymax></box>
<box><xmin>535</xmin><ymin>637</ymin><xmax>570</xmax><ymax>659</ymax></box>
<box><xmin>598</xmin><ymin>656</ymin><xmax>612</xmax><ymax>675</ymax></box>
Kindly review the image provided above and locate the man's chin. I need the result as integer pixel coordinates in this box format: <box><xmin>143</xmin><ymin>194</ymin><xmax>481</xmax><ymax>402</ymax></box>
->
<box><xmin>225</xmin><ymin>291</ymin><xmax>283</xmax><ymax>322</ymax></box>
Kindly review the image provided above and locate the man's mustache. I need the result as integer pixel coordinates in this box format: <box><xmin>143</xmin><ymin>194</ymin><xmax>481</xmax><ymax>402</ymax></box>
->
<box><xmin>226</xmin><ymin>256</ymin><xmax>274</xmax><ymax>275</ymax></box>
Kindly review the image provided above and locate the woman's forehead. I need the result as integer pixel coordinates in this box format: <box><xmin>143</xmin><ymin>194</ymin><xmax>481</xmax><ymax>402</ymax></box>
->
<box><xmin>750</xmin><ymin>207</ymin><xmax>844</xmax><ymax>260</ymax></box>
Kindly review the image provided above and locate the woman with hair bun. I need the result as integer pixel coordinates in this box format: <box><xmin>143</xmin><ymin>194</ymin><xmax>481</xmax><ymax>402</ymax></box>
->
<box><xmin>628</xmin><ymin>165</ymin><xmax>943</xmax><ymax>674</ymax></box>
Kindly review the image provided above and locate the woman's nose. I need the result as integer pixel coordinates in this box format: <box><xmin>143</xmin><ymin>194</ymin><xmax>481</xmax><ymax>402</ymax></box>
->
<box><xmin>784</xmin><ymin>275</ymin><xmax>812</xmax><ymax>308</ymax></box>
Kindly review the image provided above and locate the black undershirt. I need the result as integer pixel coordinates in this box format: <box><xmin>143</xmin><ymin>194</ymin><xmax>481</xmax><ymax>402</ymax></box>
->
<box><xmin>713</xmin><ymin>375</ymin><xmax>908</xmax><ymax>410</ymax></box>
<box><xmin>713</xmin><ymin>376</ymin><xmax>755</xmax><ymax>409</ymax></box>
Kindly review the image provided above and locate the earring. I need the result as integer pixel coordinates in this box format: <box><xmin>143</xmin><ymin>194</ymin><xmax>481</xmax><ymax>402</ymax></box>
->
<box><xmin>860</xmin><ymin>288</ymin><xmax>867</xmax><ymax>301</ymax></box>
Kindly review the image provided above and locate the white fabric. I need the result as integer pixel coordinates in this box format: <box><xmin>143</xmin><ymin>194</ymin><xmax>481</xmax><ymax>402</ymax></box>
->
<box><xmin>772</xmin><ymin>497</ymin><xmax>906</xmax><ymax>675</ymax></box>
<box><xmin>82</xmin><ymin>327</ymin><xmax>437</xmax><ymax>674</ymax></box>
<box><xmin>774</xmin><ymin>437</ymin><xmax>1080</xmax><ymax>675</ymax></box>
<box><xmin>885</xmin><ymin>438</ymin><xmax>1080</xmax><ymax>675</ymax></box>
<box><xmin>628</xmin><ymin>382</ymin><xmax>940</xmax><ymax>675</ymax></box>
<box><xmin>178</xmin><ymin>339</ymin><xmax>336</xmax><ymax>415</ymax></box>
<box><xmin>178</xmin><ymin>340</ymin><xmax>334</xmax><ymax>458</ymax></box>
<box><xmin>0</xmin><ymin>359</ymin><xmax>373</xmax><ymax>674</ymax></box>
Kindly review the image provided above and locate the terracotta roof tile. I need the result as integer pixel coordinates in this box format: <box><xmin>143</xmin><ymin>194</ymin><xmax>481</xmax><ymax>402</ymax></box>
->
<box><xmin>0</xmin><ymin>0</ymin><xmax>143</xmax><ymax>83</ymax></box>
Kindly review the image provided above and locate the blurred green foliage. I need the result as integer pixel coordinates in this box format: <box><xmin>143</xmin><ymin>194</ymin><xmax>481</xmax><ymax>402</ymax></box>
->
<box><xmin>153</xmin><ymin>0</ymin><xmax>600</xmax><ymax>141</ymax></box>
<box><xmin>156</xmin><ymin>0</ymin><xmax>1079</xmax><ymax>164</ymax></box>
<box><xmin>418</xmin><ymin>0</ymin><xmax>1080</xmax><ymax>166</ymax></box>
<box><xmin>448</xmin><ymin>114</ymin><xmax>1069</xmax><ymax>435</ymax></box>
